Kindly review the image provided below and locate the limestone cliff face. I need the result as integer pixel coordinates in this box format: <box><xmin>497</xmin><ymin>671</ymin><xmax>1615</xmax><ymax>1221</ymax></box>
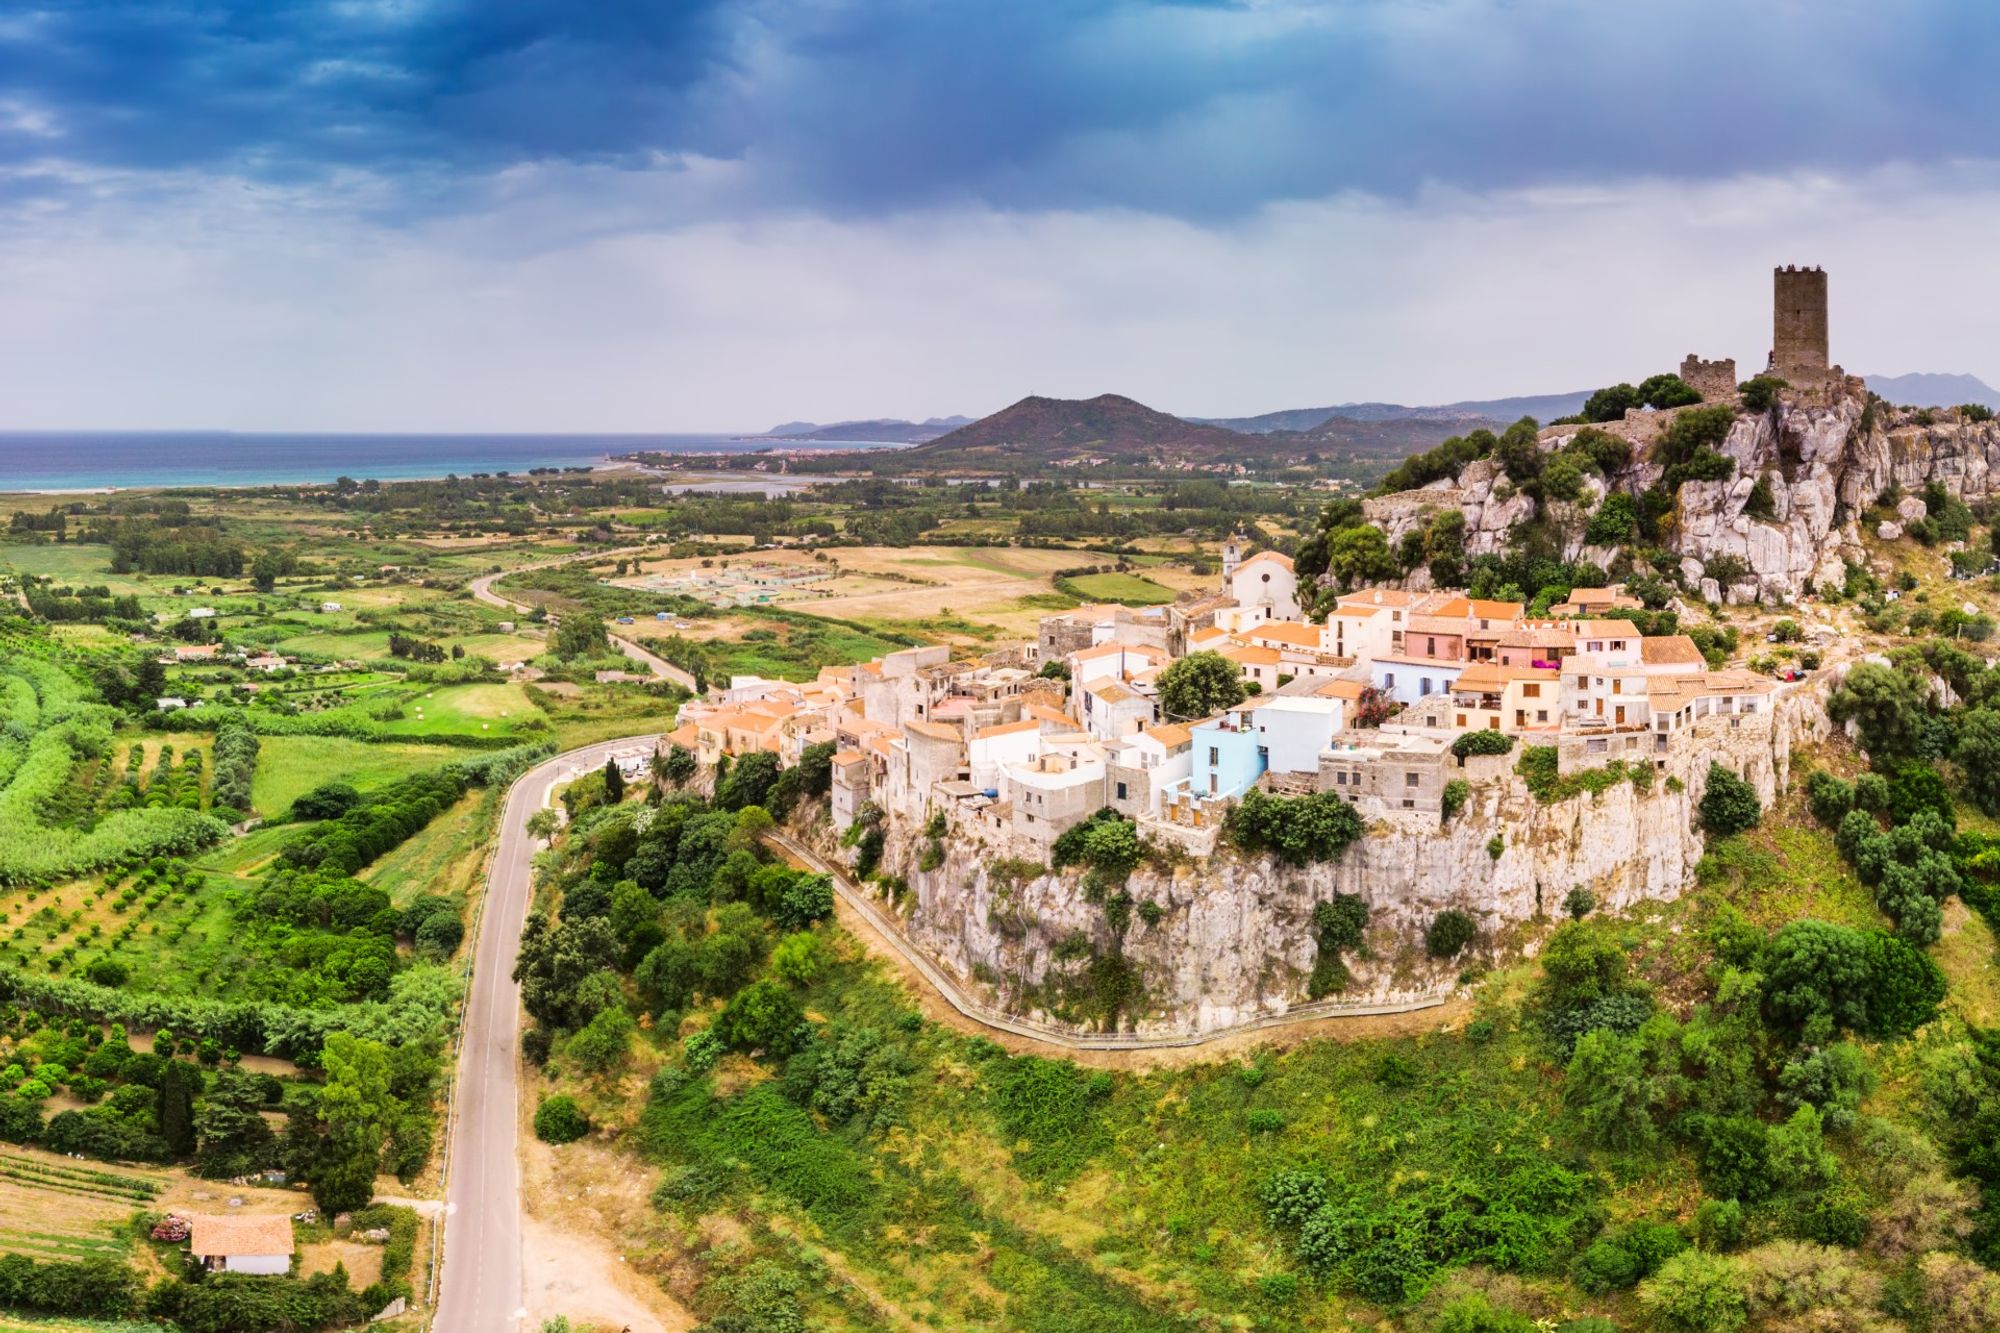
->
<box><xmin>1364</xmin><ymin>385</ymin><xmax>2000</xmax><ymax>603</ymax></box>
<box><xmin>817</xmin><ymin>687</ymin><xmax>1826</xmax><ymax>1037</ymax></box>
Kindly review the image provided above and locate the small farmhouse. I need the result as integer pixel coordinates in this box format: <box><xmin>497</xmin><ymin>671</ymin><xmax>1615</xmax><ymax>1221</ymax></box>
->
<box><xmin>190</xmin><ymin>1214</ymin><xmax>294</xmax><ymax>1275</ymax></box>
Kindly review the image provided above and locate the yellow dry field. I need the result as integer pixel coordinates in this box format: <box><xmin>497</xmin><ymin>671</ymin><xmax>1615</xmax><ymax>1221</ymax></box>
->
<box><xmin>619</xmin><ymin>544</ymin><xmax>1212</xmax><ymax>640</ymax></box>
<box><xmin>301</xmin><ymin>1237</ymin><xmax>385</xmax><ymax>1287</ymax></box>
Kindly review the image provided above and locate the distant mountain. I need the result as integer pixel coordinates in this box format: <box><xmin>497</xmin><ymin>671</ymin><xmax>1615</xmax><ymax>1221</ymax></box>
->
<box><xmin>1276</xmin><ymin>411</ymin><xmax>1506</xmax><ymax>458</ymax></box>
<box><xmin>761</xmin><ymin>415</ymin><xmax>972</xmax><ymax>444</ymax></box>
<box><xmin>1862</xmin><ymin>373</ymin><xmax>2000</xmax><ymax>410</ymax></box>
<box><xmin>1198</xmin><ymin>390</ymin><xmax>1592</xmax><ymax>434</ymax></box>
<box><xmin>900</xmin><ymin>394</ymin><xmax>1260</xmax><ymax>466</ymax></box>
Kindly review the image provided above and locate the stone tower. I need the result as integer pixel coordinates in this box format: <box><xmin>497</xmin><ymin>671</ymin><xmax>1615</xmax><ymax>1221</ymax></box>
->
<box><xmin>1772</xmin><ymin>265</ymin><xmax>1828</xmax><ymax>382</ymax></box>
<box><xmin>1221</xmin><ymin>530</ymin><xmax>1241</xmax><ymax>589</ymax></box>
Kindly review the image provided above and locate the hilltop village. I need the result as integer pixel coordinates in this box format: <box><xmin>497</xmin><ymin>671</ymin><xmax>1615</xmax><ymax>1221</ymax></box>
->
<box><xmin>668</xmin><ymin>540</ymin><xmax>1783</xmax><ymax>861</ymax></box>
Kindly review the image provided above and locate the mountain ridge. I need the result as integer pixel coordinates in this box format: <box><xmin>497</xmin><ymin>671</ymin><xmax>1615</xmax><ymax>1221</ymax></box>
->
<box><xmin>1861</xmin><ymin>372</ymin><xmax>2000</xmax><ymax>410</ymax></box>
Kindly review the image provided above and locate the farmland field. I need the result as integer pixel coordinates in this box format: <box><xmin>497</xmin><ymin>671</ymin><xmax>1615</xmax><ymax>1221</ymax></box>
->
<box><xmin>248</xmin><ymin>736</ymin><xmax>454</xmax><ymax>817</ymax></box>
<box><xmin>1059</xmin><ymin>570</ymin><xmax>1178</xmax><ymax>604</ymax></box>
<box><xmin>0</xmin><ymin>1148</ymin><xmax>151</xmax><ymax>1264</ymax></box>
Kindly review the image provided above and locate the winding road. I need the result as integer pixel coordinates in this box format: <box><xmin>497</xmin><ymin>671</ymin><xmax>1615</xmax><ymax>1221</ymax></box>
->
<box><xmin>468</xmin><ymin>551</ymin><xmax>702</xmax><ymax>693</ymax></box>
<box><xmin>433</xmin><ymin>734</ymin><xmax>662</xmax><ymax>1333</ymax></box>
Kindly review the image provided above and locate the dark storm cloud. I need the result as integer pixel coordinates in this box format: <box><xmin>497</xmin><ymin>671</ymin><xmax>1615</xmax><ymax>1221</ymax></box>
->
<box><xmin>6</xmin><ymin>0</ymin><xmax>2000</xmax><ymax>218</ymax></box>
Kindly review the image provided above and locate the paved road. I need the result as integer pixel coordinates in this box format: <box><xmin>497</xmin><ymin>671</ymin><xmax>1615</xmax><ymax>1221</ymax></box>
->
<box><xmin>433</xmin><ymin>734</ymin><xmax>663</xmax><ymax>1333</ymax></box>
<box><xmin>763</xmin><ymin>829</ymin><xmax>1451</xmax><ymax>1052</ymax></box>
<box><xmin>468</xmin><ymin>554</ymin><xmax>702</xmax><ymax>694</ymax></box>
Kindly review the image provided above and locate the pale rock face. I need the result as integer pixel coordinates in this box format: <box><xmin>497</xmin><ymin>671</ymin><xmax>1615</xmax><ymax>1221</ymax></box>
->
<box><xmin>825</xmin><ymin>687</ymin><xmax>1827</xmax><ymax>1037</ymax></box>
<box><xmin>1896</xmin><ymin>496</ymin><xmax>1930</xmax><ymax>524</ymax></box>
<box><xmin>1361</xmin><ymin>388</ymin><xmax>2000</xmax><ymax>602</ymax></box>
<box><xmin>1878</xmin><ymin>521</ymin><xmax>1904</xmax><ymax>541</ymax></box>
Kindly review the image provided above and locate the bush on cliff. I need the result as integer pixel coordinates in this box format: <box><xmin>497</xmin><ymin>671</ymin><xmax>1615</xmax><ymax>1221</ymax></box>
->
<box><xmin>1230</xmin><ymin>789</ymin><xmax>1364</xmax><ymax>865</ymax></box>
<box><xmin>1698</xmin><ymin>764</ymin><xmax>1761</xmax><ymax>837</ymax></box>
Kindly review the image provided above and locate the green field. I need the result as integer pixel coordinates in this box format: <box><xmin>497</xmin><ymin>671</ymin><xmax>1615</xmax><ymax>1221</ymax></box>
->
<box><xmin>1058</xmin><ymin>571</ymin><xmax>1177</xmax><ymax>605</ymax></box>
<box><xmin>361</xmin><ymin>790</ymin><xmax>492</xmax><ymax>907</ymax></box>
<box><xmin>248</xmin><ymin>736</ymin><xmax>454</xmax><ymax>817</ymax></box>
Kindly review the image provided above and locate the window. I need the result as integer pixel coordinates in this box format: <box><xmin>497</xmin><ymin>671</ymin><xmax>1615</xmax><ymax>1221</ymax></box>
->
<box><xmin>1336</xmin><ymin>772</ymin><xmax>1348</xmax><ymax>785</ymax></box>
<box><xmin>1537</xmin><ymin>709</ymin><xmax>1548</xmax><ymax>722</ymax></box>
<box><xmin>1455</xmin><ymin>713</ymin><xmax>1467</xmax><ymax>727</ymax></box>
<box><xmin>1115</xmin><ymin>781</ymin><xmax>1128</xmax><ymax>801</ymax></box>
<box><xmin>1420</xmin><ymin>678</ymin><xmax>1431</xmax><ymax>697</ymax></box>
<box><xmin>1262</xmin><ymin>572</ymin><xmax>1271</xmax><ymax>584</ymax></box>
<box><xmin>1208</xmin><ymin>746</ymin><xmax>1219</xmax><ymax>765</ymax></box>
<box><xmin>1405</xmin><ymin>771</ymin><xmax>1419</xmax><ymax>787</ymax></box>
<box><xmin>1522</xmin><ymin>683</ymin><xmax>1540</xmax><ymax>697</ymax></box>
<box><xmin>1385</xmin><ymin>673</ymin><xmax>1396</xmax><ymax>688</ymax></box>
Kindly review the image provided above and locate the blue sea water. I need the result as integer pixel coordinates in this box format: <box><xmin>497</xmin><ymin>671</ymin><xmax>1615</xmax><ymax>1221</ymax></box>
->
<box><xmin>0</xmin><ymin>431</ymin><xmax>900</xmax><ymax>491</ymax></box>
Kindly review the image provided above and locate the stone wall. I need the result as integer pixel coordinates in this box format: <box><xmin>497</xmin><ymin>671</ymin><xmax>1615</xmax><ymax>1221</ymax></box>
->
<box><xmin>1680</xmin><ymin>354</ymin><xmax>1738</xmax><ymax>401</ymax></box>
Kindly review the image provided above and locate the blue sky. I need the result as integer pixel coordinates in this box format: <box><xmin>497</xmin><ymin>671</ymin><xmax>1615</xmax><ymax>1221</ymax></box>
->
<box><xmin>5</xmin><ymin>0</ymin><xmax>2000</xmax><ymax>429</ymax></box>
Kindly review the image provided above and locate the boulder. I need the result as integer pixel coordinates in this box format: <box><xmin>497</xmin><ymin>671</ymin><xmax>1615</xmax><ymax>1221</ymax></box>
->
<box><xmin>1896</xmin><ymin>495</ymin><xmax>1930</xmax><ymax>523</ymax></box>
<box><xmin>1878</xmin><ymin>521</ymin><xmax>1904</xmax><ymax>540</ymax></box>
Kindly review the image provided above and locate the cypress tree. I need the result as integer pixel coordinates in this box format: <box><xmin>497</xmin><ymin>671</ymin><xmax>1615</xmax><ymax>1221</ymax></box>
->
<box><xmin>157</xmin><ymin>1059</ymin><xmax>197</xmax><ymax>1156</ymax></box>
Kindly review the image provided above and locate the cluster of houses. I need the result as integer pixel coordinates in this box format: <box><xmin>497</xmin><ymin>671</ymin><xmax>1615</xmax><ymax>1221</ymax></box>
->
<box><xmin>665</xmin><ymin>539</ymin><xmax>1779</xmax><ymax>856</ymax></box>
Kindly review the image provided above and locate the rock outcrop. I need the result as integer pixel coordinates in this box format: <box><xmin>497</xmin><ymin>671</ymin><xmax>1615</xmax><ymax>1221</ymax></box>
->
<box><xmin>820</xmin><ymin>685</ymin><xmax>1826</xmax><ymax>1038</ymax></box>
<box><xmin>1364</xmin><ymin>382</ymin><xmax>2000</xmax><ymax>603</ymax></box>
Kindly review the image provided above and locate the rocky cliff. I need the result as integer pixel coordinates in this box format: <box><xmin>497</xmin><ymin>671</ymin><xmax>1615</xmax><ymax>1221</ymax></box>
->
<box><xmin>817</xmin><ymin>685</ymin><xmax>1826</xmax><ymax>1038</ymax></box>
<box><xmin>1364</xmin><ymin>381</ymin><xmax>2000</xmax><ymax>603</ymax></box>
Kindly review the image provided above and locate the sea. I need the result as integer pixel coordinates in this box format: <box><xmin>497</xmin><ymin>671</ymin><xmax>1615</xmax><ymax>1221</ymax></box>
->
<box><xmin>0</xmin><ymin>431</ymin><xmax>903</xmax><ymax>493</ymax></box>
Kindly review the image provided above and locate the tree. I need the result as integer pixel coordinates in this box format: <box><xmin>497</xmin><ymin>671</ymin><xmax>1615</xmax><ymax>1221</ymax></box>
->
<box><xmin>552</xmin><ymin>616</ymin><xmax>610</xmax><ymax>659</ymax></box>
<box><xmin>313</xmin><ymin>1032</ymin><xmax>396</xmax><ymax>1214</ymax></box>
<box><xmin>715</xmin><ymin>979</ymin><xmax>805</xmax><ymax>1056</ymax></box>
<box><xmin>665</xmin><ymin>744</ymin><xmax>701</xmax><ymax>786</ymax></box>
<box><xmin>513</xmin><ymin>912</ymin><xmax>620</xmax><ymax>1029</ymax></box>
<box><xmin>156</xmin><ymin>1059</ymin><xmax>197</xmax><ymax>1156</ymax></box>
<box><xmin>602</xmin><ymin>758</ymin><xmax>625</xmax><ymax>803</ymax></box>
<box><xmin>525</xmin><ymin>808</ymin><xmax>560</xmax><ymax>840</ymax></box>
<box><xmin>1565</xmin><ymin>1029</ymin><xmax>1657</xmax><ymax>1148</ymax></box>
<box><xmin>1324</xmin><ymin>525</ymin><xmax>1399</xmax><ymax>590</ymax></box>
<box><xmin>717</xmin><ymin>751</ymin><xmax>780</xmax><ymax>812</ymax></box>
<box><xmin>1155</xmin><ymin>651</ymin><xmax>1246</xmax><ymax>722</ymax></box>
<box><xmin>569</xmin><ymin>1004</ymin><xmax>635</xmax><ymax>1075</ymax></box>
<box><xmin>1954</xmin><ymin>708</ymin><xmax>2000</xmax><ymax>814</ymax></box>
<box><xmin>1699</xmin><ymin>764</ymin><xmax>1761</xmax><ymax>836</ymax></box>
<box><xmin>533</xmin><ymin>1095</ymin><xmax>589</xmax><ymax>1144</ymax></box>
<box><xmin>1826</xmin><ymin>662</ymin><xmax>1930</xmax><ymax>765</ymax></box>
<box><xmin>249</xmin><ymin>551</ymin><xmax>286</xmax><ymax>594</ymax></box>
<box><xmin>1450</xmin><ymin>729</ymin><xmax>1514</xmax><ymax>759</ymax></box>
<box><xmin>1230</xmin><ymin>789</ymin><xmax>1364</xmax><ymax>864</ymax></box>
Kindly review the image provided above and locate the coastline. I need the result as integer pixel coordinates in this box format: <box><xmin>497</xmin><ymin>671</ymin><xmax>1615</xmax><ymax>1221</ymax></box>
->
<box><xmin>0</xmin><ymin>432</ymin><xmax>909</xmax><ymax>496</ymax></box>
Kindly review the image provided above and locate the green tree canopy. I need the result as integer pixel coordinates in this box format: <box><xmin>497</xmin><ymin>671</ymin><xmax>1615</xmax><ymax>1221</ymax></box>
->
<box><xmin>1155</xmin><ymin>651</ymin><xmax>1247</xmax><ymax>722</ymax></box>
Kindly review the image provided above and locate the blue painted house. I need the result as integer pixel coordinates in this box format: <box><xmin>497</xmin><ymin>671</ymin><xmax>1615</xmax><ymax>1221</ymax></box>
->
<box><xmin>1188</xmin><ymin>712</ymin><xmax>1267</xmax><ymax>801</ymax></box>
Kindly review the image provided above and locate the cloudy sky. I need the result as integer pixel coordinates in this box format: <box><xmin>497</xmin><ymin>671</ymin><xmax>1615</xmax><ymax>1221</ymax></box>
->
<box><xmin>5</xmin><ymin>0</ymin><xmax>2000</xmax><ymax>431</ymax></box>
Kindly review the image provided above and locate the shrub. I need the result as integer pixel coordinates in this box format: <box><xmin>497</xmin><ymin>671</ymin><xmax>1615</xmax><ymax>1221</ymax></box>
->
<box><xmin>1451</xmin><ymin>729</ymin><xmax>1515</xmax><ymax>759</ymax></box>
<box><xmin>1230</xmin><ymin>788</ymin><xmax>1365</xmax><ymax>864</ymax></box>
<box><xmin>1246</xmin><ymin>1109</ymin><xmax>1285</xmax><ymax>1134</ymax></box>
<box><xmin>1694</xmin><ymin>1198</ymin><xmax>1745</xmax><ymax>1252</ymax></box>
<box><xmin>533</xmin><ymin>1094</ymin><xmax>589</xmax><ymax>1144</ymax></box>
<box><xmin>1564</xmin><ymin>886</ymin><xmax>1596</xmax><ymax>920</ymax></box>
<box><xmin>1440</xmin><ymin>779</ymin><xmax>1469</xmax><ymax>821</ymax></box>
<box><xmin>1699</xmin><ymin>764</ymin><xmax>1761</xmax><ymax>836</ymax></box>
<box><xmin>715</xmin><ymin>980</ymin><xmax>806</xmax><ymax>1056</ymax></box>
<box><xmin>1639</xmin><ymin>1250</ymin><xmax>1748</xmax><ymax>1333</ymax></box>
<box><xmin>1425</xmin><ymin>910</ymin><xmax>1477</xmax><ymax>959</ymax></box>
<box><xmin>1804</xmin><ymin>770</ymin><xmax>1853</xmax><ymax>826</ymax></box>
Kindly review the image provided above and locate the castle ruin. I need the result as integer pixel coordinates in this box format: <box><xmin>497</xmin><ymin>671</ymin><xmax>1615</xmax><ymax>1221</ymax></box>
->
<box><xmin>1679</xmin><ymin>354</ymin><xmax>1737</xmax><ymax>401</ymax></box>
<box><xmin>1772</xmin><ymin>264</ymin><xmax>1830</xmax><ymax>384</ymax></box>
